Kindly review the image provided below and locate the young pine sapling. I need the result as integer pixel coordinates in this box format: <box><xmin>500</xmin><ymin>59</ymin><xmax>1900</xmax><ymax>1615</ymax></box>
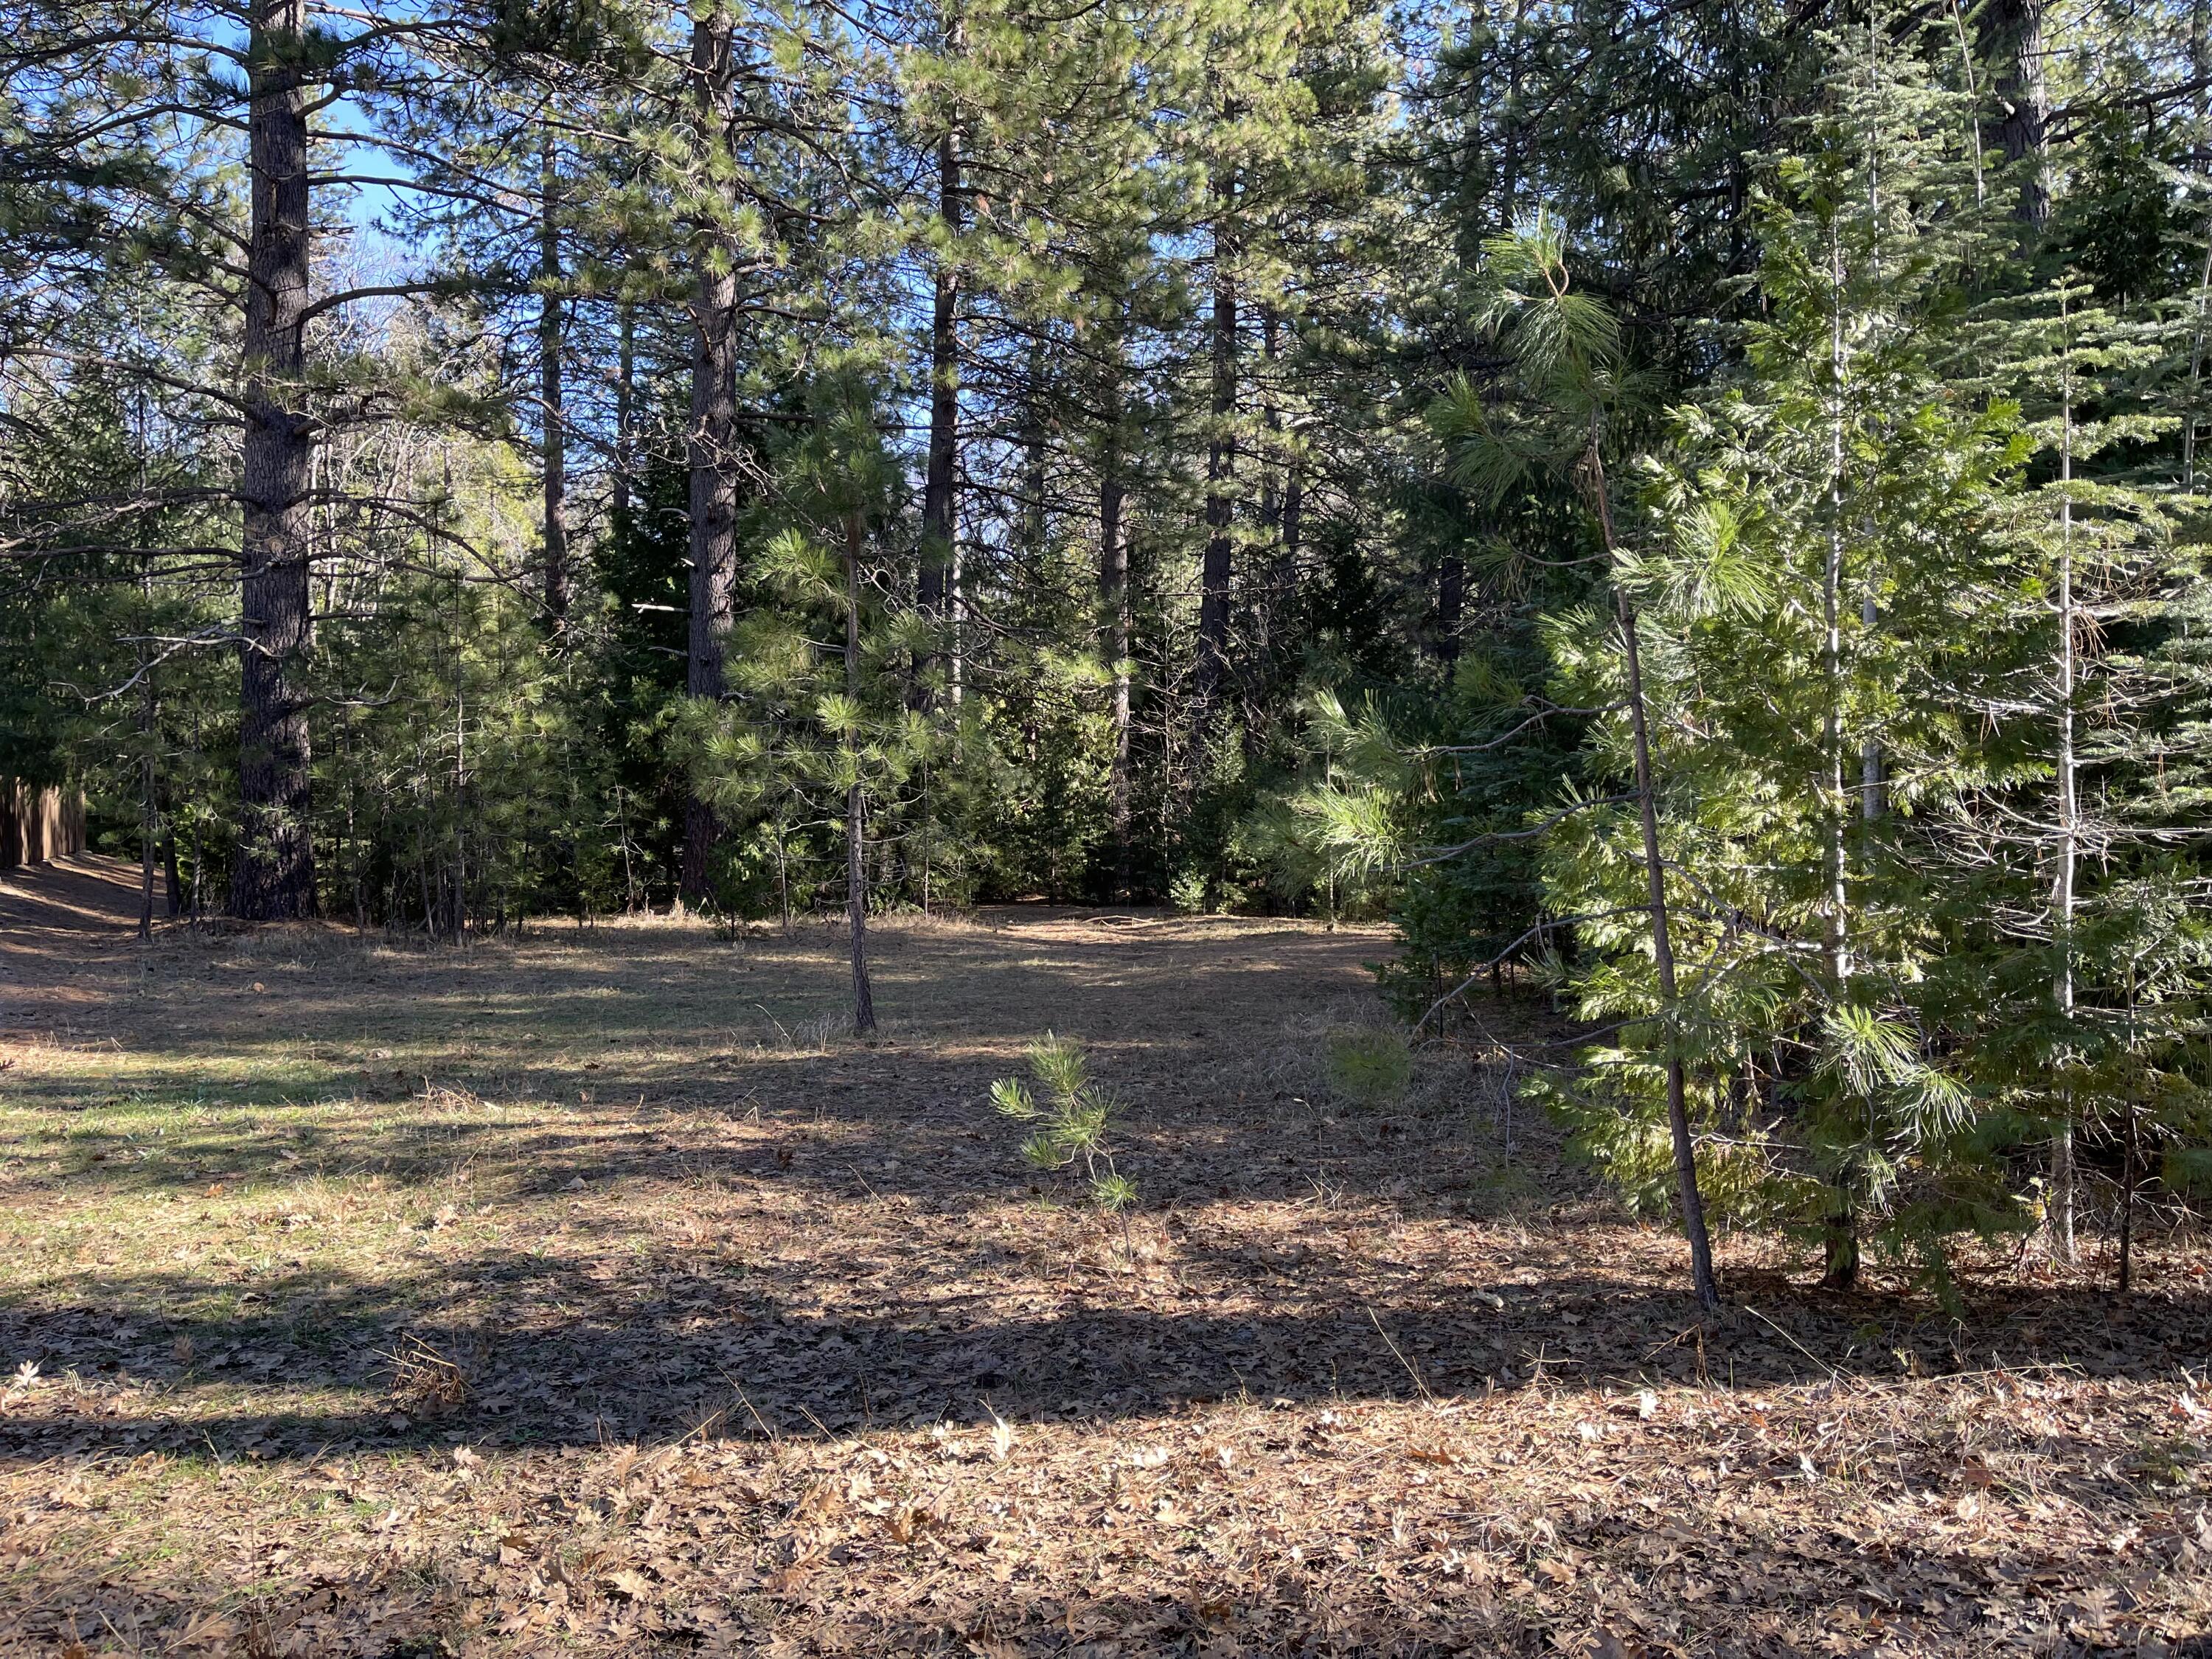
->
<box><xmin>991</xmin><ymin>1035</ymin><xmax>1138</xmax><ymax>1253</ymax></box>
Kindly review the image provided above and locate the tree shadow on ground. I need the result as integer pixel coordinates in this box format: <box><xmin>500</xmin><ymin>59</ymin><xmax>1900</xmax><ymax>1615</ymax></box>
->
<box><xmin>5</xmin><ymin>1245</ymin><xmax>2205</xmax><ymax>1475</ymax></box>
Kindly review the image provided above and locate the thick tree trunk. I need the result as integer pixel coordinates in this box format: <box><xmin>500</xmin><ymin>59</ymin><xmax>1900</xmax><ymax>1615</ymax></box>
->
<box><xmin>540</xmin><ymin>130</ymin><xmax>568</xmax><ymax>627</ymax></box>
<box><xmin>842</xmin><ymin>511</ymin><xmax>877</xmax><ymax>1034</ymax></box>
<box><xmin>917</xmin><ymin>7</ymin><xmax>964</xmax><ymax>673</ymax></box>
<box><xmin>232</xmin><ymin>0</ymin><xmax>317</xmax><ymax>920</ymax></box>
<box><xmin>1980</xmin><ymin>0</ymin><xmax>2050</xmax><ymax>224</ymax></box>
<box><xmin>681</xmin><ymin>13</ymin><xmax>742</xmax><ymax>906</ymax></box>
<box><xmin>1590</xmin><ymin>443</ymin><xmax>1719</xmax><ymax>1311</ymax></box>
<box><xmin>1196</xmin><ymin>186</ymin><xmax>1237</xmax><ymax>720</ymax></box>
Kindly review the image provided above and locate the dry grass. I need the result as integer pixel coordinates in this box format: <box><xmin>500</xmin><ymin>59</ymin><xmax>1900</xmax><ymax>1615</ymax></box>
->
<box><xmin>0</xmin><ymin>860</ymin><xmax>2208</xmax><ymax>1655</ymax></box>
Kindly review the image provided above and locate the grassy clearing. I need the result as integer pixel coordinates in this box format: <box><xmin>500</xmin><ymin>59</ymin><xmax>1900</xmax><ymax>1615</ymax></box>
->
<box><xmin>1</xmin><ymin>860</ymin><xmax>2208</xmax><ymax>1655</ymax></box>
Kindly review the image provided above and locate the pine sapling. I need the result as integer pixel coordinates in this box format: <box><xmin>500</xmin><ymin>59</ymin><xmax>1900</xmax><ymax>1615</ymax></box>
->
<box><xmin>991</xmin><ymin>1034</ymin><xmax>1137</xmax><ymax>1255</ymax></box>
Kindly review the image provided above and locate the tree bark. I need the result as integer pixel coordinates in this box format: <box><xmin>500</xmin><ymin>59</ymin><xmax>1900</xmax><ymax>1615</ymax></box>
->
<box><xmin>232</xmin><ymin>0</ymin><xmax>317</xmax><ymax>920</ymax></box>
<box><xmin>681</xmin><ymin>10</ymin><xmax>742</xmax><ymax>906</ymax></box>
<box><xmin>842</xmin><ymin>510</ymin><xmax>878</xmax><ymax>1034</ymax></box>
<box><xmin>1980</xmin><ymin>0</ymin><xmax>2050</xmax><ymax>224</ymax></box>
<box><xmin>539</xmin><ymin>128</ymin><xmax>569</xmax><ymax>627</ymax></box>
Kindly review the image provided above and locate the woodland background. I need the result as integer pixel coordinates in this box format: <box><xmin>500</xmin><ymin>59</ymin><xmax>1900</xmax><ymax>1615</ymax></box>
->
<box><xmin>8</xmin><ymin>0</ymin><xmax>2212</xmax><ymax>1293</ymax></box>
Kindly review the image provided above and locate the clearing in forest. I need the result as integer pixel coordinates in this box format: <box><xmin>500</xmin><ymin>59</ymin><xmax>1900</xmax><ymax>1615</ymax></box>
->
<box><xmin>0</xmin><ymin>858</ymin><xmax>2208</xmax><ymax>1656</ymax></box>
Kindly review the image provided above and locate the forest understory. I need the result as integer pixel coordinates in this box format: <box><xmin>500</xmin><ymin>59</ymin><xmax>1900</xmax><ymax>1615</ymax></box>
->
<box><xmin>0</xmin><ymin>858</ymin><xmax>2208</xmax><ymax>1658</ymax></box>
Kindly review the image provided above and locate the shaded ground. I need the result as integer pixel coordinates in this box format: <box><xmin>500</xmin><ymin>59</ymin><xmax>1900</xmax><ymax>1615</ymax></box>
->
<box><xmin>1</xmin><ymin>859</ymin><xmax>2208</xmax><ymax>1655</ymax></box>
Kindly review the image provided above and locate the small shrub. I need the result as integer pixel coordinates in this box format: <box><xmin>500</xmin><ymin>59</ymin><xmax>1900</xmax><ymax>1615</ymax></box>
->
<box><xmin>1326</xmin><ymin>1026</ymin><xmax>1412</xmax><ymax>1110</ymax></box>
<box><xmin>1169</xmin><ymin>871</ymin><xmax>1210</xmax><ymax>915</ymax></box>
<box><xmin>990</xmin><ymin>1034</ymin><xmax>1135</xmax><ymax>1218</ymax></box>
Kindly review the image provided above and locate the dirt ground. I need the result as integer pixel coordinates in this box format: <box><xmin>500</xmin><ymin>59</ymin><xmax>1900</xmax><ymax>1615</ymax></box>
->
<box><xmin>1</xmin><ymin>857</ymin><xmax>2208</xmax><ymax>1657</ymax></box>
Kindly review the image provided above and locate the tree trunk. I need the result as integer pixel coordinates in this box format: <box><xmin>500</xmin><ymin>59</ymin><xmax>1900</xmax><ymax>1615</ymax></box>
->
<box><xmin>2051</xmin><ymin>317</ymin><xmax>2079</xmax><ymax>1264</ymax></box>
<box><xmin>1590</xmin><ymin>442</ymin><xmax>1720</xmax><ymax>1311</ymax></box>
<box><xmin>138</xmin><ymin>512</ymin><xmax>156</xmax><ymax>943</ymax></box>
<box><xmin>1020</xmin><ymin>335</ymin><xmax>1049</xmax><ymax>557</ymax></box>
<box><xmin>611</xmin><ymin>301</ymin><xmax>635</xmax><ymax>537</ymax></box>
<box><xmin>681</xmin><ymin>11</ymin><xmax>742</xmax><ymax>906</ymax></box>
<box><xmin>161</xmin><ymin>816</ymin><xmax>181</xmax><ymax>920</ymax></box>
<box><xmin>1980</xmin><ymin>0</ymin><xmax>2050</xmax><ymax>224</ymax></box>
<box><xmin>1253</xmin><ymin>306</ymin><xmax>1281</xmax><ymax>703</ymax></box>
<box><xmin>1197</xmin><ymin>187</ymin><xmax>1237</xmax><ymax>723</ymax></box>
<box><xmin>232</xmin><ymin>0</ymin><xmax>317</xmax><ymax>920</ymax></box>
<box><xmin>1818</xmin><ymin>214</ymin><xmax>1860</xmax><ymax>1288</ymax></box>
<box><xmin>1435</xmin><ymin>554</ymin><xmax>1464</xmax><ymax>667</ymax></box>
<box><xmin>1276</xmin><ymin>441</ymin><xmax>1302</xmax><ymax>654</ymax></box>
<box><xmin>139</xmin><ymin>703</ymin><xmax>156</xmax><ymax>944</ymax></box>
<box><xmin>2118</xmin><ymin>1105</ymin><xmax>2138</xmax><ymax>1291</ymax></box>
<box><xmin>842</xmin><ymin>510</ymin><xmax>877</xmax><ymax>1034</ymax></box>
<box><xmin>1099</xmin><ymin>323</ymin><xmax>1131</xmax><ymax>896</ymax></box>
<box><xmin>539</xmin><ymin>128</ymin><xmax>568</xmax><ymax>627</ymax></box>
<box><xmin>917</xmin><ymin>7</ymin><xmax>964</xmax><ymax>680</ymax></box>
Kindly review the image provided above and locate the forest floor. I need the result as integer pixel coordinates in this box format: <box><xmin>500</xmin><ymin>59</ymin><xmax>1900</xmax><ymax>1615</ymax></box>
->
<box><xmin>0</xmin><ymin>856</ymin><xmax>2208</xmax><ymax>1657</ymax></box>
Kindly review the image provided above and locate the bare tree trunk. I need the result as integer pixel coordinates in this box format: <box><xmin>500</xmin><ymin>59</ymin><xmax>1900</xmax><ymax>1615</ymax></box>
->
<box><xmin>842</xmin><ymin>511</ymin><xmax>877</xmax><ymax>1034</ymax></box>
<box><xmin>917</xmin><ymin>6</ymin><xmax>964</xmax><ymax>686</ymax></box>
<box><xmin>1197</xmin><ymin>187</ymin><xmax>1237</xmax><ymax>725</ymax></box>
<box><xmin>681</xmin><ymin>12</ymin><xmax>742</xmax><ymax>906</ymax></box>
<box><xmin>232</xmin><ymin>0</ymin><xmax>317</xmax><ymax>920</ymax></box>
<box><xmin>1590</xmin><ymin>443</ymin><xmax>1719</xmax><ymax>1312</ymax></box>
<box><xmin>539</xmin><ymin>128</ymin><xmax>569</xmax><ymax>627</ymax></box>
